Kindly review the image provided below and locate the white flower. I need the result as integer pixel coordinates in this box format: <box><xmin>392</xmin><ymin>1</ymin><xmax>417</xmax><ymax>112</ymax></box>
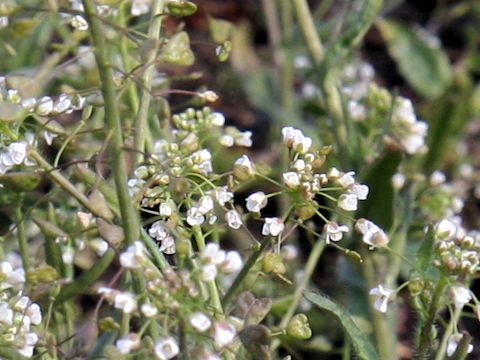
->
<box><xmin>90</xmin><ymin>239</ymin><xmax>109</xmax><ymax>256</ymax></box>
<box><xmin>27</xmin><ymin>303</ymin><xmax>42</xmax><ymax>325</ymax></box>
<box><xmin>21</xmin><ymin>98</ymin><xmax>37</xmax><ymax>112</ymax></box>
<box><xmin>281</xmin><ymin>244</ymin><xmax>299</xmax><ymax>261</ymax></box>
<box><xmin>324</xmin><ymin>222</ymin><xmax>349</xmax><ymax>244</ymax></box>
<box><xmin>131</xmin><ymin>0</ymin><xmax>151</xmax><ymax>16</ymax></box>
<box><xmin>220</xmin><ymin>251</ymin><xmax>243</xmax><ymax>273</ymax></box>
<box><xmin>0</xmin><ymin>303</ymin><xmax>13</xmax><ymax>325</ymax></box>
<box><xmin>159</xmin><ymin>202</ymin><xmax>175</xmax><ymax>217</ymax></box>
<box><xmin>7</xmin><ymin>141</ymin><xmax>28</xmax><ymax>165</ymax></box>
<box><xmin>338</xmin><ymin>193</ymin><xmax>358</xmax><ymax>211</ymax></box>
<box><xmin>450</xmin><ymin>285</ymin><xmax>472</xmax><ymax>309</ymax></box>
<box><xmin>447</xmin><ymin>333</ymin><xmax>473</xmax><ymax>357</ymax></box>
<box><xmin>211</xmin><ymin>186</ymin><xmax>234</xmax><ymax>206</ymax></box>
<box><xmin>337</xmin><ymin>171</ymin><xmax>356</xmax><ymax>188</ymax></box>
<box><xmin>391</xmin><ymin>173</ymin><xmax>406</xmax><ymax>190</ymax></box>
<box><xmin>190</xmin><ymin>149</ymin><xmax>213</xmax><ymax>174</ymax></box>
<box><xmin>149</xmin><ymin>221</ymin><xmax>169</xmax><ymax>240</ymax></box>
<box><xmin>246</xmin><ymin>191</ymin><xmax>267</xmax><ymax>212</ymax></box>
<box><xmin>262</xmin><ymin>217</ymin><xmax>285</xmax><ymax>237</ymax></box>
<box><xmin>116</xmin><ymin>333</ymin><xmax>140</xmax><ymax>355</ymax></box>
<box><xmin>198</xmin><ymin>195</ymin><xmax>214</xmax><ymax>214</ymax></box>
<box><xmin>17</xmin><ymin>332</ymin><xmax>38</xmax><ymax>358</ymax></box>
<box><xmin>348</xmin><ymin>183</ymin><xmax>369</xmax><ymax>200</ymax></box>
<box><xmin>159</xmin><ymin>236</ymin><xmax>176</xmax><ymax>255</ymax></box>
<box><xmin>154</xmin><ymin>337</ymin><xmax>179</xmax><ymax>360</ymax></box>
<box><xmin>355</xmin><ymin>218</ymin><xmax>389</xmax><ymax>249</ymax></box>
<box><xmin>348</xmin><ymin>100</ymin><xmax>366</xmax><ymax>121</ymax></box>
<box><xmin>0</xmin><ymin>16</ymin><xmax>9</xmax><ymax>28</ymax></box>
<box><xmin>201</xmin><ymin>264</ymin><xmax>218</xmax><ymax>282</ymax></box>
<box><xmin>187</xmin><ymin>207</ymin><xmax>205</xmax><ymax>226</ymax></box>
<box><xmin>141</xmin><ymin>303</ymin><xmax>158</xmax><ymax>318</ymax></box>
<box><xmin>36</xmin><ymin>96</ymin><xmax>54</xmax><ymax>116</ymax></box>
<box><xmin>435</xmin><ymin>219</ymin><xmax>456</xmax><ymax>239</ymax></box>
<box><xmin>369</xmin><ymin>285</ymin><xmax>393</xmax><ymax>313</ymax></box>
<box><xmin>120</xmin><ymin>241</ymin><xmax>146</xmax><ymax>269</ymax></box>
<box><xmin>281</xmin><ymin>127</ymin><xmax>312</xmax><ymax>154</ymax></box>
<box><xmin>201</xmin><ymin>243</ymin><xmax>226</xmax><ymax>265</ymax></box>
<box><xmin>114</xmin><ymin>292</ymin><xmax>137</xmax><ymax>314</ymax></box>
<box><xmin>225</xmin><ymin>210</ymin><xmax>243</xmax><ymax>229</ymax></box>
<box><xmin>190</xmin><ymin>312</ymin><xmax>212</xmax><ymax>332</ymax></box>
<box><xmin>209</xmin><ymin>112</ymin><xmax>225</xmax><ymax>126</ymax></box>
<box><xmin>220</xmin><ymin>135</ymin><xmax>235</xmax><ymax>147</ymax></box>
<box><xmin>283</xmin><ymin>172</ymin><xmax>300</xmax><ymax>189</ymax></box>
<box><xmin>213</xmin><ymin>321</ymin><xmax>236</xmax><ymax>347</ymax></box>
<box><xmin>62</xmin><ymin>247</ymin><xmax>75</xmax><ymax>264</ymax></box>
<box><xmin>233</xmin><ymin>155</ymin><xmax>255</xmax><ymax>180</ymax></box>
<box><xmin>235</xmin><ymin>131</ymin><xmax>253</xmax><ymax>147</ymax></box>
<box><xmin>430</xmin><ymin>171</ymin><xmax>446</xmax><ymax>186</ymax></box>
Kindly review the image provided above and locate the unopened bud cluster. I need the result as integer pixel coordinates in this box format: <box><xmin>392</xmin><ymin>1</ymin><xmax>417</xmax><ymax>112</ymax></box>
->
<box><xmin>433</xmin><ymin>219</ymin><xmax>480</xmax><ymax>276</ymax></box>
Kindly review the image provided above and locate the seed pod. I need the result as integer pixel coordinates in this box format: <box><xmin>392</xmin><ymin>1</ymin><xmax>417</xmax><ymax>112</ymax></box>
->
<box><xmin>286</xmin><ymin>313</ymin><xmax>312</xmax><ymax>340</ymax></box>
<box><xmin>167</xmin><ymin>0</ymin><xmax>198</xmax><ymax>17</ymax></box>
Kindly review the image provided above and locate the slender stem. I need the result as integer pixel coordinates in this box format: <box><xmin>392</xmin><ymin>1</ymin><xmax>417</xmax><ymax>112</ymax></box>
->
<box><xmin>291</xmin><ymin>0</ymin><xmax>324</xmax><ymax>64</ymax></box>
<box><xmin>271</xmin><ymin>239</ymin><xmax>326</xmax><ymax>351</ymax></box>
<box><xmin>222</xmin><ymin>238</ymin><xmax>273</xmax><ymax>309</ymax></box>
<box><xmin>82</xmin><ymin>0</ymin><xmax>140</xmax><ymax>245</ymax></box>
<box><xmin>15</xmin><ymin>198</ymin><xmax>30</xmax><ymax>272</ymax></box>
<box><xmin>415</xmin><ymin>277</ymin><xmax>448</xmax><ymax>359</ymax></box>
<box><xmin>435</xmin><ymin>306</ymin><xmax>461</xmax><ymax>360</ymax></box>
<box><xmin>133</xmin><ymin>0</ymin><xmax>166</xmax><ymax>166</ymax></box>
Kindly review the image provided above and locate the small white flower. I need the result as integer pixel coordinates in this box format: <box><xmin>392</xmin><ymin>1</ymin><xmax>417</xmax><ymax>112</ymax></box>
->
<box><xmin>338</xmin><ymin>193</ymin><xmax>358</xmax><ymax>211</ymax></box>
<box><xmin>213</xmin><ymin>321</ymin><xmax>236</xmax><ymax>347</ymax></box>
<box><xmin>246</xmin><ymin>191</ymin><xmax>267</xmax><ymax>212</ymax></box>
<box><xmin>187</xmin><ymin>207</ymin><xmax>205</xmax><ymax>226</ymax></box>
<box><xmin>324</xmin><ymin>222</ymin><xmax>349</xmax><ymax>244</ymax></box>
<box><xmin>0</xmin><ymin>303</ymin><xmax>13</xmax><ymax>325</ymax></box>
<box><xmin>116</xmin><ymin>333</ymin><xmax>140</xmax><ymax>355</ymax></box>
<box><xmin>337</xmin><ymin>171</ymin><xmax>356</xmax><ymax>188</ymax></box>
<box><xmin>198</xmin><ymin>195</ymin><xmax>214</xmax><ymax>214</ymax></box>
<box><xmin>391</xmin><ymin>173</ymin><xmax>406</xmax><ymax>190</ymax></box>
<box><xmin>209</xmin><ymin>112</ymin><xmax>225</xmax><ymax>126</ymax></box>
<box><xmin>114</xmin><ymin>292</ymin><xmax>137</xmax><ymax>314</ymax></box>
<box><xmin>355</xmin><ymin>218</ymin><xmax>389</xmax><ymax>249</ymax></box>
<box><xmin>450</xmin><ymin>285</ymin><xmax>472</xmax><ymax>309</ymax></box>
<box><xmin>225</xmin><ymin>210</ymin><xmax>243</xmax><ymax>229</ymax></box>
<box><xmin>131</xmin><ymin>0</ymin><xmax>151</xmax><ymax>16</ymax></box>
<box><xmin>159</xmin><ymin>202</ymin><xmax>175</xmax><ymax>217</ymax></box>
<box><xmin>141</xmin><ymin>303</ymin><xmax>158</xmax><ymax>318</ymax></box>
<box><xmin>201</xmin><ymin>243</ymin><xmax>226</xmax><ymax>265</ymax></box>
<box><xmin>154</xmin><ymin>337</ymin><xmax>179</xmax><ymax>360</ymax></box>
<box><xmin>235</xmin><ymin>131</ymin><xmax>253</xmax><ymax>147</ymax></box>
<box><xmin>211</xmin><ymin>186</ymin><xmax>234</xmax><ymax>206</ymax></box>
<box><xmin>21</xmin><ymin>98</ymin><xmax>37</xmax><ymax>112</ymax></box>
<box><xmin>430</xmin><ymin>171</ymin><xmax>446</xmax><ymax>186</ymax></box>
<box><xmin>190</xmin><ymin>312</ymin><xmax>212</xmax><ymax>332</ymax></box>
<box><xmin>62</xmin><ymin>246</ymin><xmax>75</xmax><ymax>264</ymax></box>
<box><xmin>159</xmin><ymin>236</ymin><xmax>176</xmax><ymax>255</ymax></box>
<box><xmin>348</xmin><ymin>183</ymin><xmax>369</xmax><ymax>200</ymax></box>
<box><xmin>262</xmin><ymin>217</ymin><xmax>285</xmax><ymax>237</ymax></box>
<box><xmin>348</xmin><ymin>100</ymin><xmax>366</xmax><ymax>121</ymax></box>
<box><xmin>0</xmin><ymin>16</ymin><xmax>9</xmax><ymax>28</ymax></box>
<box><xmin>369</xmin><ymin>284</ymin><xmax>393</xmax><ymax>313</ymax></box>
<box><xmin>283</xmin><ymin>172</ymin><xmax>300</xmax><ymax>189</ymax></box>
<box><xmin>17</xmin><ymin>332</ymin><xmax>38</xmax><ymax>358</ymax></box>
<box><xmin>281</xmin><ymin>127</ymin><xmax>312</xmax><ymax>153</ymax></box>
<box><xmin>233</xmin><ymin>155</ymin><xmax>255</xmax><ymax>180</ymax></box>
<box><xmin>27</xmin><ymin>303</ymin><xmax>42</xmax><ymax>325</ymax></box>
<box><xmin>281</xmin><ymin>244</ymin><xmax>299</xmax><ymax>261</ymax></box>
<box><xmin>220</xmin><ymin>134</ymin><xmax>234</xmax><ymax>147</ymax></box>
<box><xmin>447</xmin><ymin>333</ymin><xmax>473</xmax><ymax>357</ymax></box>
<box><xmin>149</xmin><ymin>221</ymin><xmax>169</xmax><ymax>240</ymax></box>
<box><xmin>90</xmin><ymin>239</ymin><xmax>109</xmax><ymax>256</ymax></box>
<box><xmin>119</xmin><ymin>241</ymin><xmax>146</xmax><ymax>269</ymax></box>
<box><xmin>201</xmin><ymin>264</ymin><xmax>218</xmax><ymax>282</ymax></box>
<box><xmin>7</xmin><ymin>141</ymin><xmax>28</xmax><ymax>165</ymax></box>
<box><xmin>220</xmin><ymin>251</ymin><xmax>243</xmax><ymax>273</ymax></box>
<box><xmin>435</xmin><ymin>219</ymin><xmax>456</xmax><ymax>239</ymax></box>
<box><xmin>36</xmin><ymin>96</ymin><xmax>54</xmax><ymax>116</ymax></box>
<box><xmin>190</xmin><ymin>149</ymin><xmax>213</xmax><ymax>174</ymax></box>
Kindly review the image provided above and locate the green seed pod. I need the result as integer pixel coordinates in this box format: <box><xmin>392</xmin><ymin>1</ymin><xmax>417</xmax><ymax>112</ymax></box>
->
<box><xmin>161</xmin><ymin>32</ymin><xmax>195</xmax><ymax>66</ymax></box>
<box><xmin>98</xmin><ymin>317</ymin><xmax>120</xmax><ymax>332</ymax></box>
<box><xmin>262</xmin><ymin>253</ymin><xmax>286</xmax><ymax>275</ymax></box>
<box><xmin>167</xmin><ymin>0</ymin><xmax>198</xmax><ymax>17</ymax></box>
<box><xmin>88</xmin><ymin>189</ymin><xmax>114</xmax><ymax>220</ymax></box>
<box><xmin>408</xmin><ymin>278</ymin><xmax>425</xmax><ymax>296</ymax></box>
<box><xmin>27</xmin><ymin>265</ymin><xmax>60</xmax><ymax>285</ymax></box>
<box><xmin>286</xmin><ymin>313</ymin><xmax>312</xmax><ymax>340</ymax></box>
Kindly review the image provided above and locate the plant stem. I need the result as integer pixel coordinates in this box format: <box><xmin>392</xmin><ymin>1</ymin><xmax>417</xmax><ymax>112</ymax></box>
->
<box><xmin>291</xmin><ymin>0</ymin><xmax>324</xmax><ymax>64</ymax></box>
<box><xmin>271</xmin><ymin>239</ymin><xmax>326</xmax><ymax>351</ymax></box>
<box><xmin>82</xmin><ymin>0</ymin><xmax>140</xmax><ymax>246</ymax></box>
<box><xmin>222</xmin><ymin>237</ymin><xmax>273</xmax><ymax>309</ymax></box>
<box><xmin>415</xmin><ymin>277</ymin><xmax>448</xmax><ymax>359</ymax></box>
<box><xmin>133</xmin><ymin>0</ymin><xmax>165</xmax><ymax>167</ymax></box>
<box><xmin>15</xmin><ymin>198</ymin><xmax>30</xmax><ymax>273</ymax></box>
<box><xmin>435</xmin><ymin>306</ymin><xmax>462</xmax><ymax>360</ymax></box>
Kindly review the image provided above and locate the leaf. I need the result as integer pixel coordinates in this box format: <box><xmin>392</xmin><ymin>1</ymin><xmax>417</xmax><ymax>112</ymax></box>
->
<box><xmin>358</xmin><ymin>145</ymin><xmax>403</xmax><ymax>229</ymax></box>
<box><xmin>304</xmin><ymin>291</ymin><xmax>380</xmax><ymax>360</ymax></box>
<box><xmin>415</xmin><ymin>225</ymin><xmax>436</xmax><ymax>273</ymax></box>
<box><xmin>377</xmin><ymin>20</ymin><xmax>452</xmax><ymax>99</ymax></box>
<box><xmin>161</xmin><ymin>31</ymin><xmax>194</xmax><ymax>66</ymax></box>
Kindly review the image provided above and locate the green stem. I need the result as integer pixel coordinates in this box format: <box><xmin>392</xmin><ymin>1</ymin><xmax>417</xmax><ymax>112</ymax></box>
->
<box><xmin>133</xmin><ymin>0</ymin><xmax>166</xmax><ymax>166</ymax></box>
<box><xmin>82</xmin><ymin>0</ymin><xmax>140</xmax><ymax>246</ymax></box>
<box><xmin>192</xmin><ymin>226</ymin><xmax>224</xmax><ymax>318</ymax></box>
<box><xmin>435</xmin><ymin>306</ymin><xmax>462</xmax><ymax>360</ymax></box>
<box><xmin>222</xmin><ymin>237</ymin><xmax>273</xmax><ymax>309</ymax></box>
<box><xmin>15</xmin><ymin>198</ymin><xmax>30</xmax><ymax>273</ymax></box>
<box><xmin>415</xmin><ymin>277</ymin><xmax>448</xmax><ymax>360</ymax></box>
<box><xmin>271</xmin><ymin>240</ymin><xmax>326</xmax><ymax>351</ymax></box>
<box><xmin>291</xmin><ymin>0</ymin><xmax>324</xmax><ymax>64</ymax></box>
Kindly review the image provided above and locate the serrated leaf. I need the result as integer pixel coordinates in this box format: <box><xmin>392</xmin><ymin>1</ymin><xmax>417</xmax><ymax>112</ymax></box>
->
<box><xmin>378</xmin><ymin>20</ymin><xmax>452</xmax><ymax>99</ymax></box>
<box><xmin>162</xmin><ymin>31</ymin><xmax>194</xmax><ymax>66</ymax></box>
<box><xmin>304</xmin><ymin>291</ymin><xmax>380</xmax><ymax>360</ymax></box>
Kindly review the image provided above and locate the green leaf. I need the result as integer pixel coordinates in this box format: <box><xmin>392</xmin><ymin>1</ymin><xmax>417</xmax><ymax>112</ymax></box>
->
<box><xmin>358</xmin><ymin>146</ymin><xmax>403</xmax><ymax>229</ymax></box>
<box><xmin>377</xmin><ymin>20</ymin><xmax>452</xmax><ymax>99</ymax></box>
<box><xmin>161</xmin><ymin>31</ymin><xmax>194</xmax><ymax>66</ymax></box>
<box><xmin>304</xmin><ymin>291</ymin><xmax>380</xmax><ymax>360</ymax></box>
<box><xmin>415</xmin><ymin>225</ymin><xmax>436</xmax><ymax>273</ymax></box>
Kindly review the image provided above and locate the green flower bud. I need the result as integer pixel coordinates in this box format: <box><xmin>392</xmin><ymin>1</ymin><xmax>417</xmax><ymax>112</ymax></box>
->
<box><xmin>27</xmin><ymin>265</ymin><xmax>59</xmax><ymax>285</ymax></box>
<box><xmin>98</xmin><ymin>317</ymin><xmax>120</xmax><ymax>332</ymax></box>
<box><xmin>262</xmin><ymin>253</ymin><xmax>286</xmax><ymax>275</ymax></box>
<box><xmin>167</xmin><ymin>0</ymin><xmax>198</xmax><ymax>17</ymax></box>
<box><xmin>286</xmin><ymin>313</ymin><xmax>312</xmax><ymax>340</ymax></box>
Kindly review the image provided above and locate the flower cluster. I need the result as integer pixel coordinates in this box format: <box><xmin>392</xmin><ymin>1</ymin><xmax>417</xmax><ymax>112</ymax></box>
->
<box><xmin>0</xmin><ymin>141</ymin><xmax>29</xmax><ymax>175</ymax></box>
<box><xmin>0</xmin><ymin>254</ymin><xmax>42</xmax><ymax>357</ymax></box>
